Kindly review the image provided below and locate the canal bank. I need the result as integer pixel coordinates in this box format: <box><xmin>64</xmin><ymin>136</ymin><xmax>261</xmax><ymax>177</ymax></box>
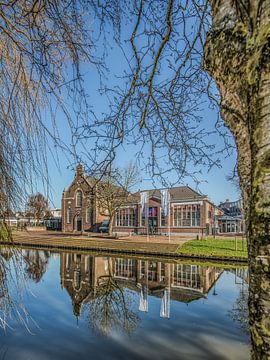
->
<box><xmin>0</xmin><ymin>247</ymin><xmax>250</xmax><ymax>360</ymax></box>
<box><xmin>0</xmin><ymin>231</ymin><xmax>248</xmax><ymax>263</ymax></box>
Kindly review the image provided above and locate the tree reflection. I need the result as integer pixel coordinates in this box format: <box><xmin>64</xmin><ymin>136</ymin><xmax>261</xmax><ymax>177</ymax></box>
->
<box><xmin>23</xmin><ymin>250</ymin><xmax>50</xmax><ymax>283</ymax></box>
<box><xmin>87</xmin><ymin>260</ymin><xmax>139</xmax><ymax>337</ymax></box>
<box><xmin>0</xmin><ymin>247</ymin><xmax>36</xmax><ymax>332</ymax></box>
<box><xmin>228</xmin><ymin>269</ymin><xmax>249</xmax><ymax>335</ymax></box>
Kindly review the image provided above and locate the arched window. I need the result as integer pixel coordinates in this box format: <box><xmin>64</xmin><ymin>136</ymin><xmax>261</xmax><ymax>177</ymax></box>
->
<box><xmin>76</xmin><ymin>190</ymin><xmax>83</xmax><ymax>207</ymax></box>
<box><xmin>67</xmin><ymin>207</ymin><xmax>72</xmax><ymax>224</ymax></box>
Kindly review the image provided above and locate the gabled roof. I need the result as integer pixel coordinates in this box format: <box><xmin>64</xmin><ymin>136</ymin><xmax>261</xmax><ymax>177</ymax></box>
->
<box><xmin>132</xmin><ymin>186</ymin><xmax>206</xmax><ymax>203</ymax></box>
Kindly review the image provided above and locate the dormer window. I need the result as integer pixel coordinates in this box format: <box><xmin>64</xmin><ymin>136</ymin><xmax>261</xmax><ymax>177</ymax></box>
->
<box><xmin>76</xmin><ymin>190</ymin><xmax>83</xmax><ymax>207</ymax></box>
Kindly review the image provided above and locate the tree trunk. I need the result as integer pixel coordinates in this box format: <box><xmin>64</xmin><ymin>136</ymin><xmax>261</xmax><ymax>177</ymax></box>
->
<box><xmin>109</xmin><ymin>214</ymin><xmax>115</xmax><ymax>237</ymax></box>
<box><xmin>204</xmin><ymin>1</ymin><xmax>270</xmax><ymax>358</ymax></box>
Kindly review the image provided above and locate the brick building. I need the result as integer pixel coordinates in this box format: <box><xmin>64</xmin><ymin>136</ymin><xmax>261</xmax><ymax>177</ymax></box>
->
<box><xmin>114</xmin><ymin>187</ymin><xmax>220</xmax><ymax>236</ymax></box>
<box><xmin>60</xmin><ymin>252</ymin><xmax>223</xmax><ymax>318</ymax></box>
<box><xmin>61</xmin><ymin>164</ymin><xmax>107</xmax><ymax>232</ymax></box>
<box><xmin>62</xmin><ymin>165</ymin><xmax>219</xmax><ymax>236</ymax></box>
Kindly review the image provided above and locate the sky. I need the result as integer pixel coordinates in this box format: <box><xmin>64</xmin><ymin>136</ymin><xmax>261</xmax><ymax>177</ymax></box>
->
<box><xmin>46</xmin><ymin>122</ymin><xmax>239</xmax><ymax>209</ymax></box>
<box><xmin>38</xmin><ymin>6</ymin><xmax>240</xmax><ymax>209</ymax></box>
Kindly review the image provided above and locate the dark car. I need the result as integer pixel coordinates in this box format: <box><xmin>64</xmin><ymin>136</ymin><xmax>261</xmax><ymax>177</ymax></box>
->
<box><xmin>99</xmin><ymin>219</ymin><xmax>110</xmax><ymax>233</ymax></box>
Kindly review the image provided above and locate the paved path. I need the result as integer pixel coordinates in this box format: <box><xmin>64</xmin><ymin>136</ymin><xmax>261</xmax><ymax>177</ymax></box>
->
<box><xmin>6</xmin><ymin>231</ymin><xmax>182</xmax><ymax>256</ymax></box>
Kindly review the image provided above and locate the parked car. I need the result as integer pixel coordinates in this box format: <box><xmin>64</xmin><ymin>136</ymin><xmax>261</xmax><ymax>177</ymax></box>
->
<box><xmin>99</xmin><ymin>219</ymin><xmax>110</xmax><ymax>233</ymax></box>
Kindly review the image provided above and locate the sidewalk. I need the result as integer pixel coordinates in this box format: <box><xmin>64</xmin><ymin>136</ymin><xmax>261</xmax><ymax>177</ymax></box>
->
<box><xmin>7</xmin><ymin>230</ymin><xmax>184</xmax><ymax>256</ymax></box>
<box><xmin>3</xmin><ymin>231</ymin><xmax>247</xmax><ymax>262</ymax></box>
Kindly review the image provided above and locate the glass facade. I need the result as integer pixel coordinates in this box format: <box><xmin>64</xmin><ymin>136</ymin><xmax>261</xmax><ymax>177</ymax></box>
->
<box><xmin>173</xmin><ymin>264</ymin><xmax>201</xmax><ymax>289</ymax></box>
<box><xmin>173</xmin><ymin>204</ymin><xmax>200</xmax><ymax>227</ymax></box>
<box><xmin>116</xmin><ymin>208</ymin><xmax>135</xmax><ymax>227</ymax></box>
<box><xmin>114</xmin><ymin>258</ymin><xmax>136</xmax><ymax>278</ymax></box>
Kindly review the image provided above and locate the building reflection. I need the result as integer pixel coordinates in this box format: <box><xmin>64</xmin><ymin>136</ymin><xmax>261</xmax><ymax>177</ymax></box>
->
<box><xmin>60</xmin><ymin>253</ymin><xmax>223</xmax><ymax>320</ymax></box>
<box><xmin>60</xmin><ymin>253</ymin><xmax>111</xmax><ymax>317</ymax></box>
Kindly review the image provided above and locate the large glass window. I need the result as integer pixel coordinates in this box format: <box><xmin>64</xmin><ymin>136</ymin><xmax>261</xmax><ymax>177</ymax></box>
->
<box><xmin>116</xmin><ymin>208</ymin><xmax>135</xmax><ymax>227</ymax></box>
<box><xmin>160</xmin><ymin>209</ymin><xmax>166</xmax><ymax>227</ymax></box>
<box><xmin>141</xmin><ymin>212</ymin><xmax>146</xmax><ymax>226</ymax></box>
<box><xmin>148</xmin><ymin>261</ymin><xmax>158</xmax><ymax>281</ymax></box>
<box><xmin>173</xmin><ymin>204</ymin><xmax>200</xmax><ymax>227</ymax></box>
<box><xmin>114</xmin><ymin>258</ymin><xmax>136</xmax><ymax>278</ymax></box>
<box><xmin>76</xmin><ymin>190</ymin><xmax>83</xmax><ymax>207</ymax></box>
<box><xmin>173</xmin><ymin>264</ymin><xmax>200</xmax><ymax>289</ymax></box>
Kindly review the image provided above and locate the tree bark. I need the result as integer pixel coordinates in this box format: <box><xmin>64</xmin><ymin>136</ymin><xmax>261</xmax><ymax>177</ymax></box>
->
<box><xmin>204</xmin><ymin>1</ymin><xmax>270</xmax><ymax>358</ymax></box>
<box><xmin>109</xmin><ymin>213</ymin><xmax>115</xmax><ymax>237</ymax></box>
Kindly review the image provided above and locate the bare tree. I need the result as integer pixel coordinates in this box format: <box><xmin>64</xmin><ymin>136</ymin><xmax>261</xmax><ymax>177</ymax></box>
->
<box><xmin>27</xmin><ymin>193</ymin><xmax>48</xmax><ymax>225</ymax></box>
<box><xmin>0</xmin><ymin>0</ymin><xmax>101</xmax><ymax>231</ymax></box>
<box><xmin>96</xmin><ymin>163</ymin><xmax>139</xmax><ymax>235</ymax></box>
<box><xmin>0</xmin><ymin>1</ymin><xmax>269</xmax><ymax>356</ymax></box>
<box><xmin>87</xmin><ymin>258</ymin><xmax>139</xmax><ymax>336</ymax></box>
<box><xmin>73</xmin><ymin>2</ymin><xmax>270</xmax><ymax>357</ymax></box>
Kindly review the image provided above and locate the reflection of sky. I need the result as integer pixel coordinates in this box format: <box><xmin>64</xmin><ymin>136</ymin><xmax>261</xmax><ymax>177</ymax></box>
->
<box><xmin>0</xmin><ymin>253</ymin><xmax>250</xmax><ymax>360</ymax></box>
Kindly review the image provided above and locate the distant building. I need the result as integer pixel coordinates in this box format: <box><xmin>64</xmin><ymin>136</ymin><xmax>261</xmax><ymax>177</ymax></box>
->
<box><xmin>61</xmin><ymin>165</ymin><xmax>220</xmax><ymax>236</ymax></box>
<box><xmin>217</xmin><ymin>199</ymin><xmax>245</xmax><ymax>234</ymax></box>
<box><xmin>50</xmin><ymin>208</ymin><xmax>62</xmax><ymax>218</ymax></box>
<box><xmin>45</xmin><ymin>208</ymin><xmax>62</xmax><ymax>231</ymax></box>
<box><xmin>219</xmin><ymin>199</ymin><xmax>243</xmax><ymax>217</ymax></box>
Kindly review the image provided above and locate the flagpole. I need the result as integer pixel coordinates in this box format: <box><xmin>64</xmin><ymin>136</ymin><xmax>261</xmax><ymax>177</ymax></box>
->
<box><xmin>147</xmin><ymin>201</ymin><xmax>149</xmax><ymax>242</ymax></box>
<box><xmin>169</xmin><ymin>198</ymin><xmax>171</xmax><ymax>243</ymax></box>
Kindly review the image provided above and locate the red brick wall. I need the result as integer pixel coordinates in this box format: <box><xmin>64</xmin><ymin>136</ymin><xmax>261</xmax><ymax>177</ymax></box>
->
<box><xmin>112</xmin><ymin>197</ymin><xmax>207</xmax><ymax>235</ymax></box>
<box><xmin>61</xmin><ymin>171</ymin><xmax>107</xmax><ymax>232</ymax></box>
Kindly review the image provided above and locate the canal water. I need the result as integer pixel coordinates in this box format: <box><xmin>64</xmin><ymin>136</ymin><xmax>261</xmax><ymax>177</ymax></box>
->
<box><xmin>0</xmin><ymin>248</ymin><xmax>250</xmax><ymax>359</ymax></box>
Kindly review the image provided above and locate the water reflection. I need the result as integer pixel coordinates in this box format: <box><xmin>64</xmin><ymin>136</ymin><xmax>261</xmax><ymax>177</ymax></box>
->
<box><xmin>60</xmin><ymin>253</ymin><xmax>224</xmax><ymax>324</ymax></box>
<box><xmin>228</xmin><ymin>268</ymin><xmax>249</xmax><ymax>335</ymax></box>
<box><xmin>0</xmin><ymin>247</ymin><xmax>36</xmax><ymax>331</ymax></box>
<box><xmin>23</xmin><ymin>249</ymin><xmax>50</xmax><ymax>283</ymax></box>
<box><xmin>0</xmin><ymin>248</ymin><xmax>250</xmax><ymax>359</ymax></box>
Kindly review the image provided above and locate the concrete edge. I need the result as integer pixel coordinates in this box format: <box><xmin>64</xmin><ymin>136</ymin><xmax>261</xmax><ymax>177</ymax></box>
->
<box><xmin>0</xmin><ymin>240</ymin><xmax>248</xmax><ymax>264</ymax></box>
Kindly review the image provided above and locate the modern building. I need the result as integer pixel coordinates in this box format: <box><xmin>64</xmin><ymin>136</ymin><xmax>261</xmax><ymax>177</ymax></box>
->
<box><xmin>61</xmin><ymin>165</ymin><xmax>220</xmax><ymax>236</ymax></box>
<box><xmin>217</xmin><ymin>199</ymin><xmax>245</xmax><ymax>234</ymax></box>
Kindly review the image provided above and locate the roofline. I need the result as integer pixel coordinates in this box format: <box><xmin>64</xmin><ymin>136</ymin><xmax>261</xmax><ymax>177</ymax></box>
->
<box><xmin>138</xmin><ymin>185</ymin><xmax>205</xmax><ymax>196</ymax></box>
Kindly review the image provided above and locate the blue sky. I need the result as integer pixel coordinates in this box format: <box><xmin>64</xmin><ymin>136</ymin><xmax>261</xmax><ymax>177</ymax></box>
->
<box><xmin>46</xmin><ymin>98</ymin><xmax>239</xmax><ymax>209</ymax></box>
<box><xmin>40</xmin><ymin>11</ymin><xmax>240</xmax><ymax>209</ymax></box>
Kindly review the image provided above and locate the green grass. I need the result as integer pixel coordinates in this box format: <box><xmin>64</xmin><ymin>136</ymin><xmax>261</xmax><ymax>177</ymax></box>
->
<box><xmin>177</xmin><ymin>238</ymin><xmax>248</xmax><ymax>259</ymax></box>
<box><xmin>0</xmin><ymin>226</ymin><xmax>12</xmax><ymax>241</ymax></box>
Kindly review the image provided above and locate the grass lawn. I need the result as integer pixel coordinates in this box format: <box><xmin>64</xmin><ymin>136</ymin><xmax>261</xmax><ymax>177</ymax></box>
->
<box><xmin>177</xmin><ymin>238</ymin><xmax>248</xmax><ymax>259</ymax></box>
<box><xmin>0</xmin><ymin>227</ymin><xmax>13</xmax><ymax>241</ymax></box>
